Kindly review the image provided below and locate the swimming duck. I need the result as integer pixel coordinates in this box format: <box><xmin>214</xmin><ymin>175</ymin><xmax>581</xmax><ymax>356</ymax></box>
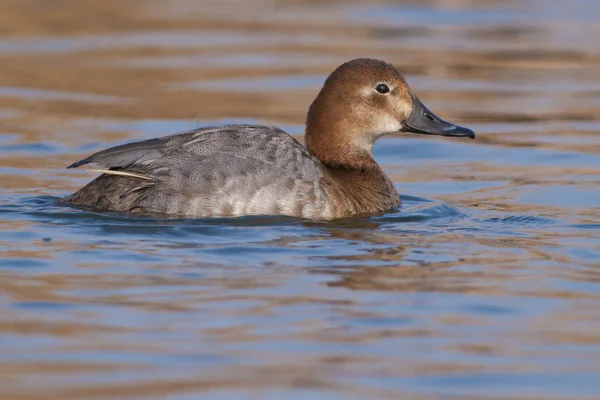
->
<box><xmin>63</xmin><ymin>58</ymin><xmax>474</xmax><ymax>219</ymax></box>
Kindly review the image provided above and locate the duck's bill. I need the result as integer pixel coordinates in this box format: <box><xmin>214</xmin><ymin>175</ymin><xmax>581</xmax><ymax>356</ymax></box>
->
<box><xmin>400</xmin><ymin>94</ymin><xmax>475</xmax><ymax>139</ymax></box>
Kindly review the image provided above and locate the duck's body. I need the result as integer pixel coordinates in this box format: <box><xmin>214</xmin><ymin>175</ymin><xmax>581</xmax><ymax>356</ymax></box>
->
<box><xmin>63</xmin><ymin>124</ymin><xmax>399</xmax><ymax>218</ymax></box>
<box><xmin>63</xmin><ymin>58</ymin><xmax>473</xmax><ymax>220</ymax></box>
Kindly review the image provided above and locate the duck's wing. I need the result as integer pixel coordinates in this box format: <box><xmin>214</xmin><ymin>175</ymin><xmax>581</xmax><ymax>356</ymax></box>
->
<box><xmin>68</xmin><ymin>124</ymin><xmax>322</xmax><ymax>179</ymax></box>
<box><xmin>66</xmin><ymin>124</ymin><xmax>327</xmax><ymax>214</ymax></box>
<box><xmin>67</xmin><ymin>125</ymin><xmax>226</xmax><ymax>171</ymax></box>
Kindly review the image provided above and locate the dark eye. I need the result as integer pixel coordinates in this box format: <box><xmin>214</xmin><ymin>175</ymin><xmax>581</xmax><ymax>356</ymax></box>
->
<box><xmin>375</xmin><ymin>83</ymin><xmax>390</xmax><ymax>94</ymax></box>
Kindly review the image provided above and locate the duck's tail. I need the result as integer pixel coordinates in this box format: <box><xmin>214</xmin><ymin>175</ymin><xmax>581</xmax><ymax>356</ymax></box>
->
<box><xmin>61</xmin><ymin>173</ymin><xmax>154</xmax><ymax>212</ymax></box>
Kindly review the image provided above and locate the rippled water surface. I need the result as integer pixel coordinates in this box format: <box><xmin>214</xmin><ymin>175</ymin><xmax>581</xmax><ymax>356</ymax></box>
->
<box><xmin>1</xmin><ymin>1</ymin><xmax>599</xmax><ymax>399</ymax></box>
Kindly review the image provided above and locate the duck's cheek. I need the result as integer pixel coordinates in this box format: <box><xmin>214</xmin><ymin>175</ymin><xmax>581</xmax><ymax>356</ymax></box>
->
<box><xmin>372</xmin><ymin>113</ymin><xmax>403</xmax><ymax>136</ymax></box>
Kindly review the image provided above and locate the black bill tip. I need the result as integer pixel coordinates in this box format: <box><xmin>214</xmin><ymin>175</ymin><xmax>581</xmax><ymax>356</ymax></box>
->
<box><xmin>438</xmin><ymin>124</ymin><xmax>475</xmax><ymax>139</ymax></box>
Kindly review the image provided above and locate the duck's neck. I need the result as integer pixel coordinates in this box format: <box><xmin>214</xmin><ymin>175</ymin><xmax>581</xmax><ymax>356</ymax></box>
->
<box><xmin>306</xmin><ymin>133</ymin><xmax>376</xmax><ymax>170</ymax></box>
<box><xmin>304</xmin><ymin>100</ymin><xmax>400</xmax><ymax>217</ymax></box>
<box><xmin>306</xmin><ymin>128</ymin><xmax>399</xmax><ymax>217</ymax></box>
<box><xmin>319</xmin><ymin>163</ymin><xmax>400</xmax><ymax>218</ymax></box>
<box><xmin>305</xmin><ymin>94</ymin><xmax>377</xmax><ymax>170</ymax></box>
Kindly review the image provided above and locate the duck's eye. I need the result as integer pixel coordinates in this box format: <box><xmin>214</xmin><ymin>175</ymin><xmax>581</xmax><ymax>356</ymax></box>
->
<box><xmin>375</xmin><ymin>83</ymin><xmax>390</xmax><ymax>94</ymax></box>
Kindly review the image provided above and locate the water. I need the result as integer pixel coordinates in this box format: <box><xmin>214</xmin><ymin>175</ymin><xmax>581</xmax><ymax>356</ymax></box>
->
<box><xmin>1</xmin><ymin>0</ymin><xmax>599</xmax><ymax>399</ymax></box>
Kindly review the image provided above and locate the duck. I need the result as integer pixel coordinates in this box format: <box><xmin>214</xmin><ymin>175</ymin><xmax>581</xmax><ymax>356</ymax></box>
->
<box><xmin>62</xmin><ymin>58</ymin><xmax>474</xmax><ymax>219</ymax></box>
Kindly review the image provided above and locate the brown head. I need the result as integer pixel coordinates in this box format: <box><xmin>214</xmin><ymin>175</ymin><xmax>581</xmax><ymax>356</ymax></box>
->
<box><xmin>305</xmin><ymin>58</ymin><xmax>474</xmax><ymax>169</ymax></box>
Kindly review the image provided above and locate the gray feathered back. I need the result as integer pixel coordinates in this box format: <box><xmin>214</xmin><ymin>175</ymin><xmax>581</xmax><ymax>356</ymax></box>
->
<box><xmin>66</xmin><ymin>125</ymin><xmax>332</xmax><ymax>218</ymax></box>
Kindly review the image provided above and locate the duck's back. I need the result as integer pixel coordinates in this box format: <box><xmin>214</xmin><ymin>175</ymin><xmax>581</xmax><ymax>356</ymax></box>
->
<box><xmin>63</xmin><ymin>125</ymin><xmax>332</xmax><ymax>218</ymax></box>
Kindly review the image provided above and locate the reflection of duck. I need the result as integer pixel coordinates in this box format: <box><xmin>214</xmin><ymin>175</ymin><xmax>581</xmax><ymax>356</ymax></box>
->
<box><xmin>63</xmin><ymin>58</ymin><xmax>474</xmax><ymax>219</ymax></box>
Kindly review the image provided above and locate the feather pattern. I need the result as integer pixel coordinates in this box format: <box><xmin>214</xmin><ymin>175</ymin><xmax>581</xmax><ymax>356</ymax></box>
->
<box><xmin>63</xmin><ymin>125</ymin><xmax>333</xmax><ymax>218</ymax></box>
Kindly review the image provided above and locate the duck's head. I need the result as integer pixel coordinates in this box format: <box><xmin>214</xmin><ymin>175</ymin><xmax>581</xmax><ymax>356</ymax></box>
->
<box><xmin>305</xmin><ymin>58</ymin><xmax>474</xmax><ymax>168</ymax></box>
